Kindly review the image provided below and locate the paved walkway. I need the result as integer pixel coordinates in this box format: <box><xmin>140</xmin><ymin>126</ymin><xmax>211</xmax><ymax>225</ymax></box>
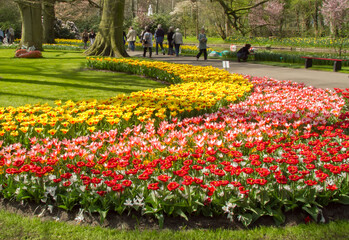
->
<box><xmin>129</xmin><ymin>51</ymin><xmax>349</xmax><ymax>90</ymax></box>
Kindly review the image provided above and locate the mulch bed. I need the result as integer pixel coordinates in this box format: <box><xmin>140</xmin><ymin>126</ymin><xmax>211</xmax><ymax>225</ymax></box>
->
<box><xmin>1</xmin><ymin>198</ymin><xmax>348</xmax><ymax>230</ymax></box>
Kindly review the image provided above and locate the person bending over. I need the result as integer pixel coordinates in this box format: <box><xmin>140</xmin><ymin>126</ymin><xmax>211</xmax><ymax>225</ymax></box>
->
<box><xmin>237</xmin><ymin>44</ymin><xmax>251</xmax><ymax>62</ymax></box>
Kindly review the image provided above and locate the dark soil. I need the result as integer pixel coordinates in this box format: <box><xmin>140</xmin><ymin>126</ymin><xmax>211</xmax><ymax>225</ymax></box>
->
<box><xmin>0</xmin><ymin>198</ymin><xmax>348</xmax><ymax>230</ymax></box>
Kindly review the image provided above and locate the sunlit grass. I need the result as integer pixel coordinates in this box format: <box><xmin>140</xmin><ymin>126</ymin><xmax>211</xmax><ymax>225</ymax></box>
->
<box><xmin>0</xmin><ymin>209</ymin><xmax>348</xmax><ymax>240</ymax></box>
<box><xmin>0</xmin><ymin>49</ymin><xmax>163</xmax><ymax>107</ymax></box>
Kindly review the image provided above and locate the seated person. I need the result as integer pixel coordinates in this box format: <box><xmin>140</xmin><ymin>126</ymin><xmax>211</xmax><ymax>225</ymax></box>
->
<box><xmin>237</xmin><ymin>44</ymin><xmax>251</xmax><ymax>62</ymax></box>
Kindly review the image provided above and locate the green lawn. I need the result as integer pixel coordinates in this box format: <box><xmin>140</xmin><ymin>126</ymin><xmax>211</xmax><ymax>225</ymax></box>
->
<box><xmin>183</xmin><ymin>36</ymin><xmax>227</xmax><ymax>45</ymax></box>
<box><xmin>0</xmin><ymin>209</ymin><xmax>348</xmax><ymax>240</ymax></box>
<box><xmin>0</xmin><ymin>49</ymin><xmax>163</xmax><ymax>107</ymax></box>
<box><xmin>253</xmin><ymin>61</ymin><xmax>349</xmax><ymax>73</ymax></box>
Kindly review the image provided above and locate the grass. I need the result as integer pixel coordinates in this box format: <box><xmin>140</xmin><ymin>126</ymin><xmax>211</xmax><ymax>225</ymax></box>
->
<box><xmin>0</xmin><ymin>209</ymin><xmax>348</xmax><ymax>240</ymax></box>
<box><xmin>0</xmin><ymin>49</ymin><xmax>163</xmax><ymax>107</ymax></box>
<box><xmin>183</xmin><ymin>36</ymin><xmax>227</xmax><ymax>45</ymax></box>
<box><xmin>252</xmin><ymin>60</ymin><xmax>349</xmax><ymax>73</ymax></box>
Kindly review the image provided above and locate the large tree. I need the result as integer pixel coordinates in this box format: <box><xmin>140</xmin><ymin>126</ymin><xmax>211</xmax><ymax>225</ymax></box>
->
<box><xmin>15</xmin><ymin>0</ymin><xmax>43</xmax><ymax>50</ymax></box>
<box><xmin>42</xmin><ymin>0</ymin><xmax>56</xmax><ymax>43</ymax></box>
<box><xmin>85</xmin><ymin>0</ymin><xmax>128</xmax><ymax>57</ymax></box>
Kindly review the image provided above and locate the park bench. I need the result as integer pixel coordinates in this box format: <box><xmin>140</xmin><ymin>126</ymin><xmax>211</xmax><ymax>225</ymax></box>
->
<box><xmin>301</xmin><ymin>56</ymin><xmax>346</xmax><ymax>72</ymax></box>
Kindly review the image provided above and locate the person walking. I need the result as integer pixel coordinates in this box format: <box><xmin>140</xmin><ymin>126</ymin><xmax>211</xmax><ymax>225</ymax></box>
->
<box><xmin>196</xmin><ymin>28</ymin><xmax>208</xmax><ymax>61</ymax></box>
<box><xmin>173</xmin><ymin>28</ymin><xmax>183</xmax><ymax>57</ymax></box>
<box><xmin>82</xmin><ymin>29</ymin><xmax>89</xmax><ymax>49</ymax></box>
<box><xmin>142</xmin><ymin>27</ymin><xmax>153</xmax><ymax>58</ymax></box>
<box><xmin>154</xmin><ymin>24</ymin><xmax>165</xmax><ymax>55</ymax></box>
<box><xmin>167</xmin><ymin>27</ymin><xmax>175</xmax><ymax>55</ymax></box>
<box><xmin>237</xmin><ymin>44</ymin><xmax>251</xmax><ymax>62</ymax></box>
<box><xmin>89</xmin><ymin>29</ymin><xmax>96</xmax><ymax>45</ymax></box>
<box><xmin>8</xmin><ymin>27</ymin><xmax>14</xmax><ymax>44</ymax></box>
<box><xmin>126</xmin><ymin>26</ymin><xmax>137</xmax><ymax>51</ymax></box>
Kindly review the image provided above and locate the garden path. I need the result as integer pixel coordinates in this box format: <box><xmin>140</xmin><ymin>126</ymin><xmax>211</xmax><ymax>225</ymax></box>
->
<box><xmin>128</xmin><ymin>51</ymin><xmax>349</xmax><ymax>90</ymax></box>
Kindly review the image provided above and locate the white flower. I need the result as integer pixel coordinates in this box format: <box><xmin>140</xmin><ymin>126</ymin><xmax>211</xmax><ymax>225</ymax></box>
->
<box><xmin>124</xmin><ymin>199</ymin><xmax>133</xmax><ymax>207</ymax></box>
<box><xmin>71</xmin><ymin>174</ymin><xmax>78</xmax><ymax>183</ymax></box>
<box><xmin>74</xmin><ymin>208</ymin><xmax>85</xmax><ymax>223</ymax></box>
<box><xmin>49</xmin><ymin>175</ymin><xmax>56</xmax><ymax>181</ymax></box>
<box><xmin>314</xmin><ymin>185</ymin><xmax>324</xmax><ymax>192</ymax></box>
<box><xmin>46</xmin><ymin>186</ymin><xmax>57</xmax><ymax>197</ymax></box>
<box><xmin>222</xmin><ymin>206</ymin><xmax>230</xmax><ymax>213</ymax></box>
<box><xmin>48</xmin><ymin>205</ymin><xmax>53</xmax><ymax>214</ymax></box>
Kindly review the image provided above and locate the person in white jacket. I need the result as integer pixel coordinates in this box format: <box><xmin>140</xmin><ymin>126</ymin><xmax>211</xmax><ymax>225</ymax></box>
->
<box><xmin>172</xmin><ymin>28</ymin><xmax>183</xmax><ymax>57</ymax></box>
<box><xmin>127</xmin><ymin>26</ymin><xmax>137</xmax><ymax>51</ymax></box>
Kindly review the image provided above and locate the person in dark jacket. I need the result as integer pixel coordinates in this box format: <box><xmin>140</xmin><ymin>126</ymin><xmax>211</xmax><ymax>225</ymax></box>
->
<box><xmin>89</xmin><ymin>29</ymin><xmax>96</xmax><ymax>45</ymax></box>
<box><xmin>82</xmin><ymin>29</ymin><xmax>89</xmax><ymax>49</ymax></box>
<box><xmin>167</xmin><ymin>27</ymin><xmax>175</xmax><ymax>55</ymax></box>
<box><xmin>155</xmin><ymin>24</ymin><xmax>165</xmax><ymax>55</ymax></box>
<box><xmin>196</xmin><ymin>28</ymin><xmax>208</xmax><ymax>60</ymax></box>
<box><xmin>237</xmin><ymin>44</ymin><xmax>251</xmax><ymax>62</ymax></box>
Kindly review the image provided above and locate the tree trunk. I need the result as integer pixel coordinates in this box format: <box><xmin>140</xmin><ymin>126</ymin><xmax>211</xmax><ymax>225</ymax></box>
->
<box><xmin>42</xmin><ymin>0</ymin><xmax>56</xmax><ymax>44</ymax></box>
<box><xmin>17</xmin><ymin>0</ymin><xmax>43</xmax><ymax>51</ymax></box>
<box><xmin>195</xmin><ymin>2</ymin><xmax>199</xmax><ymax>38</ymax></box>
<box><xmin>85</xmin><ymin>0</ymin><xmax>128</xmax><ymax>57</ymax></box>
<box><xmin>131</xmin><ymin>0</ymin><xmax>136</xmax><ymax>18</ymax></box>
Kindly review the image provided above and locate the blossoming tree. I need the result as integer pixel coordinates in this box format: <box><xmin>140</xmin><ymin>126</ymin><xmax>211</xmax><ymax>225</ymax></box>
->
<box><xmin>321</xmin><ymin>0</ymin><xmax>349</xmax><ymax>56</ymax></box>
<box><xmin>249</xmin><ymin>0</ymin><xmax>285</xmax><ymax>36</ymax></box>
<box><xmin>321</xmin><ymin>0</ymin><xmax>349</xmax><ymax>37</ymax></box>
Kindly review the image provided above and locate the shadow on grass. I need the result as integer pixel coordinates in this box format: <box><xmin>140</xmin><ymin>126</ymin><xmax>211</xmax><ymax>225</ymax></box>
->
<box><xmin>0</xmin><ymin>91</ymin><xmax>61</xmax><ymax>102</ymax></box>
<box><xmin>0</xmin><ymin>63</ymin><xmax>163</xmax><ymax>92</ymax></box>
<box><xmin>0</xmin><ymin>77</ymin><xmax>153</xmax><ymax>94</ymax></box>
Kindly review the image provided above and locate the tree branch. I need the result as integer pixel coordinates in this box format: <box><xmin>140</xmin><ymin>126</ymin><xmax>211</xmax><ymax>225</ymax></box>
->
<box><xmin>234</xmin><ymin>0</ymin><xmax>269</xmax><ymax>12</ymax></box>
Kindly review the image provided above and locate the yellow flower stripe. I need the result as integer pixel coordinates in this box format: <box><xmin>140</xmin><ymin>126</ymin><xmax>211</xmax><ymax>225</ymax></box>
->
<box><xmin>55</xmin><ymin>39</ymin><xmax>84</xmax><ymax>44</ymax></box>
<box><xmin>92</xmin><ymin>57</ymin><xmax>246</xmax><ymax>84</ymax></box>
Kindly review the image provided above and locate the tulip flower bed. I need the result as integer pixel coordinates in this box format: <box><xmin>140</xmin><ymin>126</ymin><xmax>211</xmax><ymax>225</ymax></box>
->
<box><xmin>0</xmin><ymin>60</ymin><xmax>348</xmax><ymax>228</ymax></box>
<box><xmin>43</xmin><ymin>43</ymin><xmax>81</xmax><ymax>51</ymax></box>
<box><xmin>0</xmin><ymin>58</ymin><xmax>251</xmax><ymax>146</ymax></box>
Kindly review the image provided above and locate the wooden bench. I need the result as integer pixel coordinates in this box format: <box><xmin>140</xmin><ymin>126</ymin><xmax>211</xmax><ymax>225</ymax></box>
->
<box><xmin>301</xmin><ymin>56</ymin><xmax>346</xmax><ymax>72</ymax></box>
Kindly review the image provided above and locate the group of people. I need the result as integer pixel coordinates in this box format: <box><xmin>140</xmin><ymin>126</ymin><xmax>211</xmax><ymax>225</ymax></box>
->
<box><xmin>0</xmin><ymin>27</ymin><xmax>15</xmax><ymax>44</ymax></box>
<box><xmin>126</xmin><ymin>25</ymin><xmax>253</xmax><ymax>62</ymax></box>
<box><xmin>81</xmin><ymin>25</ymin><xmax>251</xmax><ymax>62</ymax></box>
<box><xmin>82</xmin><ymin>29</ymin><xmax>96</xmax><ymax>49</ymax></box>
<box><xmin>126</xmin><ymin>25</ymin><xmax>208</xmax><ymax>60</ymax></box>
